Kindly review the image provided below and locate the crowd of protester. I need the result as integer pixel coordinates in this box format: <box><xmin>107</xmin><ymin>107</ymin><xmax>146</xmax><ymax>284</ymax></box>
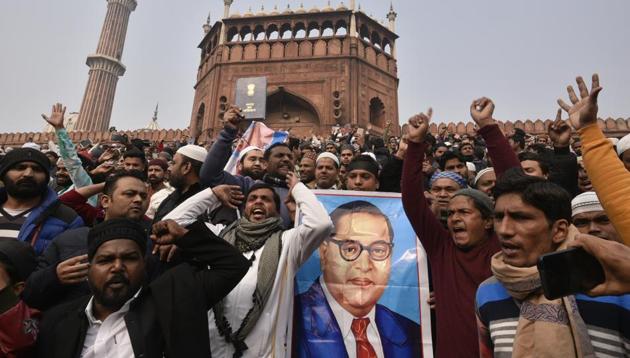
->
<box><xmin>0</xmin><ymin>73</ymin><xmax>629</xmax><ymax>357</ymax></box>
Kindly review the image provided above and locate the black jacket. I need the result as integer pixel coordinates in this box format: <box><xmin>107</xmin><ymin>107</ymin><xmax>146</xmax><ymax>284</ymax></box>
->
<box><xmin>153</xmin><ymin>182</ymin><xmax>203</xmax><ymax>223</ymax></box>
<box><xmin>36</xmin><ymin>221</ymin><xmax>249</xmax><ymax>358</ymax></box>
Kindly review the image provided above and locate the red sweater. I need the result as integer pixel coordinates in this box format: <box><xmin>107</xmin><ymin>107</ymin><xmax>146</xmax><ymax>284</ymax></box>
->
<box><xmin>402</xmin><ymin>141</ymin><xmax>500</xmax><ymax>358</ymax></box>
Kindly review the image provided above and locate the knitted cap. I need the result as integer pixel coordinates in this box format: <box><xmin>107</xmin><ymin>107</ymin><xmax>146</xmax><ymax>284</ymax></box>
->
<box><xmin>87</xmin><ymin>218</ymin><xmax>147</xmax><ymax>260</ymax></box>
<box><xmin>452</xmin><ymin>188</ymin><xmax>494</xmax><ymax>218</ymax></box>
<box><xmin>0</xmin><ymin>148</ymin><xmax>51</xmax><ymax>182</ymax></box>
<box><xmin>0</xmin><ymin>239</ymin><xmax>37</xmax><ymax>282</ymax></box>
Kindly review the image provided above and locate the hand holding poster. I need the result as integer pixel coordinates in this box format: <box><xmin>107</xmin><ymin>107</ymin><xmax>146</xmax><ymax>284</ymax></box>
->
<box><xmin>292</xmin><ymin>190</ymin><xmax>433</xmax><ymax>358</ymax></box>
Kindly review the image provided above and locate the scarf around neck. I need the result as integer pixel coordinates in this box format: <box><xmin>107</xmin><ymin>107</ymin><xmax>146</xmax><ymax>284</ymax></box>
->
<box><xmin>213</xmin><ymin>216</ymin><xmax>284</xmax><ymax>357</ymax></box>
<box><xmin>490</xmin><ymin>229</ymin><xmax>595</xmax><ymax>358</ymax></box>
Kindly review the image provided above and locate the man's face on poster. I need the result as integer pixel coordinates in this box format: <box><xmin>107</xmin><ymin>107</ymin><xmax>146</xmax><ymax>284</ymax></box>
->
<box><xmin>319</xmin><ymin>211</ymin><xmax>393</xmax><ymax>318</ymax></box>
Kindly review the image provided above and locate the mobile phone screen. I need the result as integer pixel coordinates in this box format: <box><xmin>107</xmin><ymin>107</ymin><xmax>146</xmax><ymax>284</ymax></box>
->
<box><xmin>537</xmin><ymin>247</ymin><xmax>605</xmax><ymax>300</ymax></box>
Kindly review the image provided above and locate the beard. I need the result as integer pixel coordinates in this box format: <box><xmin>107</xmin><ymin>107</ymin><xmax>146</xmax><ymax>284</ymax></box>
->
<box><xmin>148</xmin><ymin>175</ymin><xmax>164</xmax><ymax>186</ymax></box>
<box><xmin>56</xmin><ymin>174</ymin><xmax>71</xmax><ymax>187</ymax></box>
<box><xmin>168</xmin><ymin>173</ymin><xmax>185</xmax><ymax>191</ymax></box>
<box><xmin>89</xmin><ymin>273</ymin><xmax>140</xmax><ymax>311</ymax></box>
<box><xmin>241</xmin><ymin>167</ymin><xmax>264</xmax><ymax>180</ymax></box>
<box><xmin>4</xmin><ymin>176</ymin><xmax>48</xmax><ymax>199</ymax></box>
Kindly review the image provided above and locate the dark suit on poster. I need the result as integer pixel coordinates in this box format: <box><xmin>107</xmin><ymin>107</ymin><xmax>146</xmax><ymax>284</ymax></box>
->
<box><xmin>294</xmin><ymin>280</ymin><xmax>422</xmax><ymax>358</ymax></box>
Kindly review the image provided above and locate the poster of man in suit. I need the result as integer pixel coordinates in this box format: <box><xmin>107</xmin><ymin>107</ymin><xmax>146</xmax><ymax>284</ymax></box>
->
<box><xmin>293</xmin><ymin>191</ymin><xmax>433</xmax><ymax>358</ymax></box>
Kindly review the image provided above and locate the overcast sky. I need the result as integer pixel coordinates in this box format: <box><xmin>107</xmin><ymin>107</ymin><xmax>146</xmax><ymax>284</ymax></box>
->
<box><xmin>0</xmin><ymin>0</ymin><xmax>628</xmax><ymax>133</ymax></box>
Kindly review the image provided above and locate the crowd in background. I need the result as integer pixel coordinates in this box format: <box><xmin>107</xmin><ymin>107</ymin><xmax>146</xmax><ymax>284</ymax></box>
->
<box><xmin>1</xmin><ymin>73</ymin><xmax>630</xmax><ymax>357</ymax></box>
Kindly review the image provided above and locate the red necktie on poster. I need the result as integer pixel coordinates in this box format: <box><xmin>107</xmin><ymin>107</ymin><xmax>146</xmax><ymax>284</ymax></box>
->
<box><xmin>351</xmin><ymin>318</ymin><xmax>377</xmax><ymax>358</ymax></box>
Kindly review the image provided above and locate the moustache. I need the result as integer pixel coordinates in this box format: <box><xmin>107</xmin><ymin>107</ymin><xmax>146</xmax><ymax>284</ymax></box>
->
<box><xmin>16</xmin><ymin>178</ymin><xmax>38</xmax><ymax>187</ymax></box>
<box><xmin>106</xmin><ymin>274</ymin><xmax>130</xmax><ymax>287</ymax></box>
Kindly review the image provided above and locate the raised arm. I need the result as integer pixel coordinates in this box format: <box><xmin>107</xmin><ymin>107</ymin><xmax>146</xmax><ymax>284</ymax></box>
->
<box><xmin>200</xmin><ymin>106</ymin><xmax>242</xmax><ymax>187</ymax></box>
<box><xmin>401</xmin><ymin>109</ymin><xmax>450</xmax><ymax>256</ymax></box>
<box><xmin>284</xmin><ymin>173</ymin><xmax>334</xmax><ymax>267</ymax></box>
<box><xmin>546</xmin><ymin>113</ymin><xmax>579</xmax><ymax>197</ymax></box>
<box><xmin>558</xmin><ymin>74</ymin><xmax>630</xmax><ymax>245</ymax></box>
<box><xmin>151</xmin><ymin>220</ymin><xmax>249</xmax><ymax>309</ymax></box>
<box><xmin>42</xmin><ymin>103</ymin><xmax>96</xmax><ymax>205</ymax></box>
<box><xmin>470</xmin><ymin>98</ymin><xmax>520</xmax><ymax>177</ymax></box>
<box><xmin>163</xmin><ymin>184</ymin><xmax>243</xmax><ymax>227</ymax></box>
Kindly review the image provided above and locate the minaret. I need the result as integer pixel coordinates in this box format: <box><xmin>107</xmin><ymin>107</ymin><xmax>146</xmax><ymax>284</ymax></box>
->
<box><xmin>203</xmin><ymin>12</ymin><xmax>211</xmax><ymax>33</ymax></box>
<box><xmin>75</xmin><ymin>0</ymin><xmax>137</xmax><ymax>132</ymax></box>
<box><xmin>219</xmin><ymin>0</ymin><xmax>234</xmax><ymax>45</ymax></box>
<box><xmin>387</xmin><ymin>2</ymin><xmax>397</xmax><ymax>32</ymax></box>
<box><xmin>349</xmin><ymin>0</ymin><xmax>358</xmax><ymax>38</ymax></box>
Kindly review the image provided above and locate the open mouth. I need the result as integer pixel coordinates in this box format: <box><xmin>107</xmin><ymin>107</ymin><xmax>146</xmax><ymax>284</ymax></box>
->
<box><xmin>501</xmin><ymin>242</ymin><xmax>520</xmax><ymax>256</ymax></box>
<box><xmin>251</xmin><ymin>207</ymin><xmax>266</xmax><ymax>220</ymax></box>
<box><xmin>451</xmin><ymin>227</ymin><xmax>467</xmax><ymax>234</ymax></box>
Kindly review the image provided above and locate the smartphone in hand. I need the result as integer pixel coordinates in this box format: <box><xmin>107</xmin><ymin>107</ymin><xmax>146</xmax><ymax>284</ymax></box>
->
<box><xmin>537</xmin><ymin>247</ymin><xmax>605</xmax><ymax>300</ymax></box>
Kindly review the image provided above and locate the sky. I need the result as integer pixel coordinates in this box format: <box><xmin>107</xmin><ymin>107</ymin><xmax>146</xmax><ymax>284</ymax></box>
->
<box><xmin>0</xmin><ymin>0</ymin><xmax>628</xmax><ymax>133</ymax></box>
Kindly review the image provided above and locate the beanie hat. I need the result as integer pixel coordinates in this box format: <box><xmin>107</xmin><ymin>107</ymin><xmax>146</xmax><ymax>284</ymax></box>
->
<box><xmin>0</xmin><ymin>239</ymin><xmax>37</xmax><ymax>282</ymax></box>
<box><xmin>452</xmin><ymin>188</ymin><xmax>494</xmax><ymax>218</ymax></box>
<box><xmin>571</xmin><ymin>191</ymin><xmax>604</xmax><ymax>217</ymax></box>
<box><xmin>148</xmin><ymin>158</ymin><xmax>168</xmax><ymax>171</ymax></box>
<box><xmin>0</xmin><ymin>148</ymin><xmax>51</xmax><ymax>182</ymax></box>
<box><xmin>87</xmin><ymin>218</ymin><xmax>148</xmax><ymax>261</ymax></box>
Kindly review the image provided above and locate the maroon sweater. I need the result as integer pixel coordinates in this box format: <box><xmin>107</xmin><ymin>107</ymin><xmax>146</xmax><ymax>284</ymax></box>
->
<box><xmin>401</xmin><ymin>141</ymin><xmax>501</xmax><ymax>358</ymax></box>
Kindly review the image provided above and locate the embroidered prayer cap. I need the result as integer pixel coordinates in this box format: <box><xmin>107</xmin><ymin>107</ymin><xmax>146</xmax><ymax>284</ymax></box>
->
<box><xmin>474</xmin><ymin>167</ymin><xmax>495</xmax><ymax>186</ymax></box>
<box><xmin>176</xmin><ymin>144</ymin><xmax>207</xmax><ymax>163</ymax></box>
<box><xmin>466</xmin><ymin>162</ymin><xmax>476</xmax><ymax>173</ymax></box>
<box><xmin>571</xmin><ymin>191</ymin><xmax>604</xmax><ymax>217</ymax></box>
<box><xmin>316</xmin><ymin>152</ymin><xmax>340</xmax><ymax>167</ymax></box>
<box><xmin>429</xmin><ymin>171</ymin><xmax>467</xmax><ymax>189</ymax></box>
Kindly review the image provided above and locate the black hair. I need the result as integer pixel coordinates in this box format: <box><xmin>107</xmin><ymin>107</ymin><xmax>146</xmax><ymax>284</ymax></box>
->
<box><xmin>509</xmin><ymin>135</ymin><xmax>526</xmax><ymax>150</ymax></box>
<box><xmin>439</xmin><ymin>151</ymin><xmax>465</xmax><ymax>171</ymax></box>
<box><xmin>123</xmin><ymin>147</ymin><xmax>146</xmax><ymax>162</ymax></box>
<box><xmin>493</xmin><ymin>168</ymin><xmax>571</xmax><ymax>224</ymax></box>
<box><xmin>103</xmin><ymin>170</ymin><xmax>147</xmax><ymax>196</ymax></box>
<box><xmin>0</xmin><ymin>261</ymin><xmax>19</xmax><ymax>286</ymax></box>
<box><xmin>518</xmin><ymin>152</ymin><xmax>550</xmax><ymax>175</ymax></box>
<box><xmin>329</xmin><ymin>200</ymin><xmax>394</xmax><ymax>241</ymax></box>
<box><xmin>264</xmin><ymin>143</ymin><xmax>290</xmax><ymax>161</ymax></box>
<box><xmin>246</xmin><ymin>183</ymin><xmax>281</xmax><ymax>211</ymax></box>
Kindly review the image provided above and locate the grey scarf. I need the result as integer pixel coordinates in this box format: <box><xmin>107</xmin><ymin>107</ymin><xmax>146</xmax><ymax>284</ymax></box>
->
<box><xmin>213</xmin><ymin>216</ymin><xmax>284</xmax><ymax>357</ymax></box>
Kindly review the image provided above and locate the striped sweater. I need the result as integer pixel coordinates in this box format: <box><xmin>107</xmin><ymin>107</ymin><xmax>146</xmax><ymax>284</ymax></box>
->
<box><xmin>476</xmin><ymin>276</ymin><xmax>630</xmax><ymax>357</ymax></box>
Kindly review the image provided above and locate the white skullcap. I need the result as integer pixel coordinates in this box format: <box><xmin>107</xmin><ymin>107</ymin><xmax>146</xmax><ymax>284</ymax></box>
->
<box><xmin>473</xmin><ymin>167</ymin><xmax>495</xmax><ymax>186</ymax></box>
<box><xmin>608</xmin><ymin>138</ymin><xmax>619</xmax><ymax>146</ymax></box>
<box><xmin>571</xmin><ymin>191</ymin><xmax>604</xmax><ymax>217</ymax></box>
<box><xmin>237</xmin><ymin>146</ymin><xmax>262</xmax><ymax>163</ymax></box>
<box><xmin>466</xmin><ymin>162</ymin><xmax>476</xmax><ymax>173</ymax></box>
<box><xmin>361</xmin><ymin>152</ymin><xmax>377</xmax><ymax>162</ymax></box>
<box><xmin>617</xmin><ymin>133</ymin><xmax>630</xmax><ymax>156</ymax></box>
<box><xmin>176</xmin><ymin>145</ymin><xmax>207</xmax><ymax>163</ymax></box>
<box><xmin>316</xmin><ymin>152</ymin><xmax>340</xmax><ymax>167</ymax></box>
<box><xmin>22</xmin><ymin>142</ymin><xmax>41</xmax><ymax>151</ymax></box>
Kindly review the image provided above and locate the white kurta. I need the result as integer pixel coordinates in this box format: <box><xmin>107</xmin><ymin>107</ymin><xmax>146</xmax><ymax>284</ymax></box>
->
<box><xmin>164</xmin><ymin>183</ymin><xmax>333</xmax><ymax>357</ymax></box>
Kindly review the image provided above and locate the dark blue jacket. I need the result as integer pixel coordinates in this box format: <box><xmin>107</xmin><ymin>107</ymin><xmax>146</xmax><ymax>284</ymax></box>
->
<box><xmin>0</xmin><ymin>187</ymin><xmax>84</xmax><ymax>255</ymax></box>
<box><xmin>294</xmin><ymin>279</ymin><xmax>422</xmax><ymax>358</ymax></box>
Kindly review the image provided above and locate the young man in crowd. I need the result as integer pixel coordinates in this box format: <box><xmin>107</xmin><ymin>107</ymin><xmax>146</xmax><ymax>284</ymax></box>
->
<box><xmin>145</xmin><ymin>158</ymin><xmax>174</xmax><ymax>219</ymax></box>
<box><xmin>315</xmin><ymin>152</ymin><xmax>340</xmax><ymax>189</ymax></box>
<box><xmin>439</xmin><ymin>151</ymin><xmax>470</xmax><ymax>182</ymax></box>
<box><xmin>345</xmin><ymin>155</ymin><xmax>380</xmax><ymax>192</ymax></box>
<box><xmin>36</xmin><ymin>216</ymin><xmax>249</xmax><ymax>358</ymax></box>
<box><xmin>0</xmin><ymin>148</ymin><xmax>83</xmax><ymax>255</ymax></box>
<box><xmin>339</xmin><ymin>145</ymin><xmax>355</xmax><ymax>166</ymax></box>
<box><xmin>122</xmin><ymin>147</ymin><xmax>147</xmax><ymax>173</ymax></box>
<box><xmin>236</xmin><ymin>146</ymin><xmax>266</xmax><ymax>180</ymax></box>
<box><xmin>163</xmin><ymin>172</ymin><xmax>333</xmax><ymax>358</ymax></box>
<box><xmin>21</xmin><ymin>170</ymin><xmax>150</xmax><ymax>311</ymax></box>
<box><xmin>476</xmin><ymin>170</ymin><xmax>630</xmax><ymax>357</ymax></box>
<box><xmin>402</xmin><ymin>107</ymin><xmax>500</xmax><ymax>357</ymax></box>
